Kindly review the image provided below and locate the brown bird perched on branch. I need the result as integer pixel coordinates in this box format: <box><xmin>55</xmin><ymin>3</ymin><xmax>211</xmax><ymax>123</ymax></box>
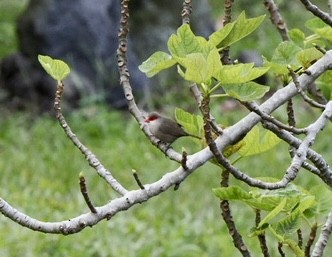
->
<box><xmin>144</xmin><ymin>112</ymin><xmax>200</xmax><ymax>144</ymax></box>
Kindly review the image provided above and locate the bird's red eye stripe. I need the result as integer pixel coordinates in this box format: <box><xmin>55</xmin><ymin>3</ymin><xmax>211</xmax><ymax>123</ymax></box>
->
<box><xmin>146</xmin><ymin>115</ymin><xmax>158</xmax><ymax>122</ymax></box>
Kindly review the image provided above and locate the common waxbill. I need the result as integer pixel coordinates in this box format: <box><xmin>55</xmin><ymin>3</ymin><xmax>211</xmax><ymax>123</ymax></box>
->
<box><xmin>144</xmin><ymin>112</ymin><xmax>199</xmax><ymax>144</ymax></box>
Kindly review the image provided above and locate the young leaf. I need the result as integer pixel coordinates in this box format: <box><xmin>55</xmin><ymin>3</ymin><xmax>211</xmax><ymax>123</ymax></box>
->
<box><xmin>306</xmin><ymin>18</ymin><xmax>332</xmax><ymax>42</ymax></box>
<box><xmin>216</xmin><ymin>11</ymin><xmax>265</xmax><ymax>48</ymax></box>
<box><xmin>213</xmin><ymin>63</ymin><xmax>269</xmax><ymax>84</ymax></box>
<box><xmin>257</xmin><ymin>198</ymin><xmax>287</xmax><ymax>228</ymax></box>
<box><xmin>138</xmin><ymin>51</ymin><xmax>176</xmax><ymax>77</ymax></box>
<box><xmin>274</xmin><ymin>209</ymin><xmax>301</xmax><ymax>235</ymax></box>
<box><xmin>38</xmin><ymin>55</ymin><xmax>70</xmax><ymax>81</ymax></box>
<box><xmin>238</xmin><ymin>125</ymin><xmax>281</xmax><ymax>157</ymax></box>
<box><xmin>208</xmin><ymin>22</ymin><xmax>235</xmax><ymax>47</ymax></box>
<box><xmin>178</xmin><ymin>53</ymin><xmax>210</xmax><ymax>84</ymax></box>
<box><xmin>270</xmin><ymin>41</ymin><xmax>302</xmax><ymax>74</ymax></box>
<box><xmin>213</xmin><ymin>186</ymin><xmax>253</xmax><ymax>201</ymax></box>
<box><xmin>167</xmin><ymin>24</ymin><xmax>203</xmax><ymax>58</ymax></box>
<box><xmin>288</xmin><ymin>28</ymin><xmax>305</xmax><ymax>48</ymax></box>
<box><xmin>174</xmin><ymin>108</ymin><xmax>203</xmax><ymax>139</ymax></box>
<box><xmin>221</xmin><ymin>82</ymin><xmax>270</xmax><ymax>101</ymax></box>
<box><xmin>296</xmin><ymin>47</ymin><xmax>323</xmax><ymax>68</ymax></box>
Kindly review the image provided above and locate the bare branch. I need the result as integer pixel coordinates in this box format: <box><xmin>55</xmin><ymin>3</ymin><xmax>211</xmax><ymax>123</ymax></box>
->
<box><xmin>79</xmin><ymin>173</ymin><xmax>97</xmax><ymax>214</ymax></box>
<box><xmin>54</xmin><ymin>81</ymin><xmax>128</xmax><ymax>196</ymax></box>
<box><xmin>132</xmin><ymin>169</ymin><xmax>145</xmax><ymax>190</ymax></box>
<box><xmin>221</xmin><ymin>0</ymin><xmax>235</xmax><ymax>64</ymax></box>
<box><xmin>190</xmin><ymin>84</ymin><xmax>223</xmax><ymax>135</ymax></box>
<box><xmin>264</xmin><ymin>0</ymin><xmax>289</xmax><ymax>41</ymax></box>
<box><xmin>305</xmin><ymin>223</ymin><xmax>317</xmax><ymax>257</ymax></box>
<box><xmin>181</xmin><ymin>0</ymin><xmax>192</xmax><ymax>24</ymax></box>
<box><xmin>116</xmin><ymin>0</ymin><xmax>183</xmax><ymax>163</ymax></box>
<box><xmin>312</xmin><ymin>211</ymin><xmax>332</xmax><ymax>257</ymax></box>
<box><xmin>288</xmin><ymin>67</ymin><xmax>326</xmax><ymax>109</ymax></box>
<box><xmin>255</xmin><ymin>209</ymin><xmax>270</xmax><ymax>257</ymax></box>
<box><xmin>299</xmin><ymin>0</ymin><xmax>332</xmax><ymax>27</ymax></box>
<box><xmin>242</xmin><ymin>101</ymin><xmax>307</xmax><ymax>135</ymax></box>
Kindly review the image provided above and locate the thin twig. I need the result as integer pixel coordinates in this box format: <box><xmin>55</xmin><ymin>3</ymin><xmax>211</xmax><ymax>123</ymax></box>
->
<box><xmin>54</xmin><ymin>81</ymin><xmax>128</xmax><ymax>196</ymax></box>
<box><xmin>242</xmin><ymin>101</ymin><xmax>307</xmax><ymax>135</ymax></box>
<box><xmin>297</xmin><ymin>229</ymin><xmax>303</xmax><ymax>249</ymax></box>
<box><xmin>305</xmin><ymin>223</ymin><xmax>317</xmax><ymax>257</ymax></box>
<box><xmin>277</xmin><ymin>242</ymin><xmax>286</xmax><ymax>257</ymax></box>
<box><xmin>181</xmin><ymin>151</ymin><xmax>189</xmax><ymax>170</ymax></box>
<box><xmin>221</xmin><ymin>0</ymin><xmax>234</xmax><ymax>65</ymax></box>
<box><xmin>288</xmin><ymin>67</ymin><xmax>326</xmax><ymax>109</ymax></box>
<box><xmin>255</xmin><ymin>209</ymin><xmax>270</xmax><ymax>257</ymax></box>
<box><xmin>79</xmin><ymin>173</ymin><xmax>97</xmax><ymax>214</ymax></box>
<box><xmin>132</xmin><ymin>169</ymin><xmax>145</xmax><ymax>190</ymax></box>
<box><xmin>181</xmin><ymin>0</ymin><xmax>192</xmax><ymax>24</ymax></box>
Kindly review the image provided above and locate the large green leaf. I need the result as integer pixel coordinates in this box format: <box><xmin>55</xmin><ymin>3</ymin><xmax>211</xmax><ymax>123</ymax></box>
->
<box><xmin>214</xmin><ymin>63</ymin><xmax>269</xmax><ymax>84</ymax></box>
<box><xmin>221</xmin><ymin>82</ymin><xmax>269</xmax><ymax>101</ymax></box>
<box><xmin>270</xmin><ymin>41</ymin><xmax>302</xmax><ymax>74</ymax></box>
<box><xmin>238</xmin><ymin>125</ymin><xmax>281</xmax><ymax>157</ymax></box>
<box><xmin>288</xmin><ymin>28</ymin><xmax>305</xmax><ymax>48</ymax></box>
<box><xmin>167</xmin><ymin>24</ymin><xmax>203</xmax><ymax>58</ymax></box>
<box><xmin>38</xmin><ymin>55</ymin><xmax>70</xmax><ymax>81</ymax></box>
<box><xmin>306</xmin><ymin>17</ymin><xmax>332</xmax><ymax>42</ymax></box>
<box><xmin>296</xmin><ymin>47</ymin><xmax>323</xmax><ymax>68</ymax></box>
<box><xmin>213</xmin><ymin>186</ymin><xmax>253</xmax><ymax>200</ymax></box>
<box><xmin>138</xmin><ymin>51</ymin><xmax>176</xmax><ymax>77</ymax></box>
<box><xmin>174</xmin><ymin>108</ymin><xmax>203</xmax><ymax>139</ymax></box>
<box><xmin>214</xmin><ymin>11</ymin><xmax>265</xmax><ymax>48</ymax></box>
<box><xmin>258</xmin><ymin>198</ymin><xmax>287</xmax><ymax>228</ymax></box>
<box><xmin>208</xmin><ymin>22</ymin><xmax>235</xmax><ymax>47</ymax></box>
<box><xmin>177</xmin><ymin>47</ymin><xmax>221</xmax><ymax>84</ymax></box>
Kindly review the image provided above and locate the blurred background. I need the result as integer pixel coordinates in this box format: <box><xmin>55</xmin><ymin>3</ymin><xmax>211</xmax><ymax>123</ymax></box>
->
<box><xmin>0</xmin><ymin>0</ymin><xmax>331</xmax><ymax>256</ymax></box>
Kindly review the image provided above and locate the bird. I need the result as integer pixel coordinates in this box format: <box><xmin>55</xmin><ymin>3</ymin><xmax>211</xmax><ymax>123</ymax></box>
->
<box><xmin>144</xmin><ymin>112</ymin><xmax>199</xmax><ymax>144</ymax></box>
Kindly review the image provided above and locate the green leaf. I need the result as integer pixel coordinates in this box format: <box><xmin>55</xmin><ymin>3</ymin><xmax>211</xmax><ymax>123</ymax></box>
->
<box><xmin>214</xmin><ymin>63</ymin><xmax>269</xmax><ymax>84</ymax></box>
<box><xmin>38</xmin><ymin>55</ymin><xmax>70</xmax><ymax>81</ymax></box>
<box><xmin>167</xmin><ymin>24</ymin><xmax>203</xmax><ymax>58</ymax></box>
<box><xmin>316</xmin><ymin>70</ymin><xmax>332</xmax><ymax>100</ymax></box>
<box><xmin>305</xmin><ymin>18</ymin><xmax>332</xmax><ymax>42</ymax></box>
<box><xmin>177</xmin><ymin>46</ymin><xmax>222</xmax><ymax>84</ymax></box>
<box><xmin>238</xmin><ymin>125</ymin><xmax>281</xmax><ymax>157</ymax></box>
<box><xmin>258</xmin><ymin>198</ymin><xmax>287</xmax><ymax>228</ymax></box>
<box><xmin>213</xmin><ymin>186</ymin><xmax>253</xmax><ymax>200</ymax></box>
<box><xmin>178</xmin><ymin>53</ymin><xmax>210</xmax><ymax>84</ymax></box>
<box><xmin>138</xmin><ymin>51</ymin><xmax>176</xmax><ymax>77</ymax></box>
<box><xmin>296</xmin><ymin>47</ymin><xmax>323</xmax><ymax>68</ymax></box>
<box><xmin>221</xmin><ymin>82</ymin><xmax>270</xmax><ymax>101</ymax></box>
<box><xmin>309</xmin><ymin>186</ymin><xmax>332</xmax><ymax>216</ymax></box>
<box><xmin>274</xmin><ymin>209</ymin><xmax>301</xmax><ymax>235</ymax></box>
<box><xmin>174</xmin><ymin>108</ymin><xmax>203</xmax><ymax>139</ymax></box>
<box><xmin>270</xmin><ymin>41</ymin><xmax>302</xmax><ymax>74</ymax></box>
<box><xmin>216</xmin><ymin>12</ymin><xmax>265</xmax><ymax>48</ymax></box>
<box><xmin>288</xmin><ymin>28</ymin><xmax>305</xmax><ymax>47</ymax></box>
<box><xmin>208</xmin><ymin>22</ymin><xmax>235</xmax><ymax>46</ymax></box>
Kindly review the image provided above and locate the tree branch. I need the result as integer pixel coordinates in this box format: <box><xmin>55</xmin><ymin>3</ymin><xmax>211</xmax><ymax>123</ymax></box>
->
<box><xmin>54</xmin><ymin>81</ymin><xmax>128</xmax><ymax>196</ymax></box>
<box><xmin>312</xmin><ymin>211</ymin><xmax>332</xmax><ymax>257</ymax></box>
<box><xmin>299</xmin><ymin>0</ymin><xmax>332</xmax><ymax>27</ymax></box>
